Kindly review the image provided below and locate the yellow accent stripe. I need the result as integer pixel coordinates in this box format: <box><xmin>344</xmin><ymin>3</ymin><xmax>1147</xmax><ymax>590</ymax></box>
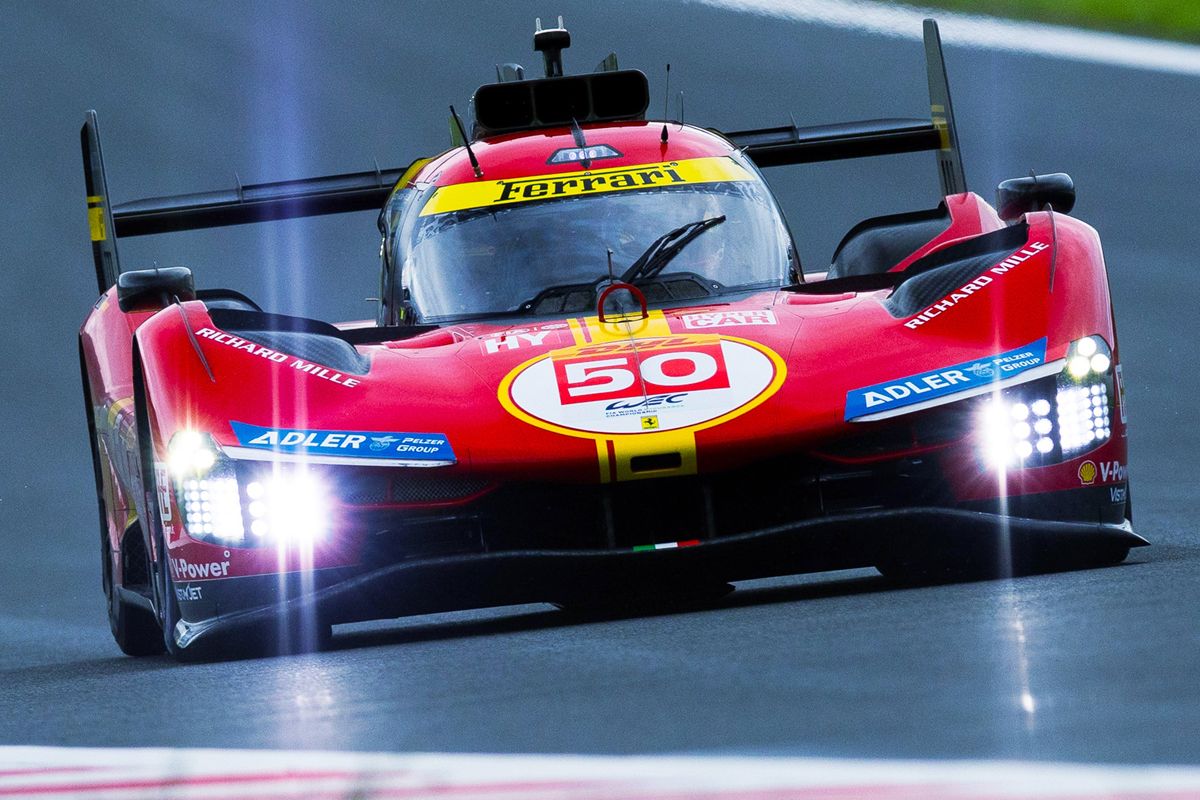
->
<box><xmin>610</xmin><ymin>429</ymin><xmax>698</xmax><ymax>482</ymax></box>
<box><xmin>86</xmin><ymin>195</ymin><xmax>103</xmax><ymax>204</ymax></box>
<box><xmin>88</xmin><ymin>205</ymin><xmax>106</xmax><ymax>241</ymax></box>
<box><xmin>932</xmin><ymin>117</ymin><xmax>951</xmax><ymax>149</ymax></box>
<box><xmin>420</xmin><ymin>156</ymin><xmax>753</xmax><ymax>216</ymax></box>
<box><xmin>568</xmin><ymin>310</ymin><xmax>673</xmax><ymax>345</ymax></box>
<box><xmin>596</xmin><ymin>439</ymin><xmax>612</xmax><ymax>483</ymax></box>
<box><xmin>397</xmin><ymin>158</ymin><xmax>432</xmax><ymax>190</ymax></box>
<box><xmin>107</xmin><ymin>397</ymin><xmax>133</xmax><ymax>429</ymax></box>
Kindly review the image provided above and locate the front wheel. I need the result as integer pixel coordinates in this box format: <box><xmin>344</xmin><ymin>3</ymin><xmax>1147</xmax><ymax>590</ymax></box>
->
<box><xmin>101</xmin><ymin>527</ymin><xmax>163</xmax><ymax>656</ymax></box>
<box><xmin>135</xmin><ymin>402</ymin><xmax>186</xmax><ymax>658</ymax></box>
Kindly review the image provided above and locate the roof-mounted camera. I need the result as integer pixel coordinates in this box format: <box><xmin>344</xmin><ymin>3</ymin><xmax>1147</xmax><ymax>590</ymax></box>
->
<box><xmin>472</xmin><ymin>16</ymin><xmax>650</xmax><ymax>139</ymax></box>
<box><xmin>534</xmin><ymin>16</ymin><xmax>570</xmax><ymax>78</ymax></box>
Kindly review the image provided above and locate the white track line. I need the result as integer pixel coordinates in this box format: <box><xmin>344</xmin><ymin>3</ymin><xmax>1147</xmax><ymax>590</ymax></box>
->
<box><xmin>3</xmin><ymin>747</ymin><xmax>1200</xmax><ymax>799</ymax></box>
<box><xmin>691</xmin><ymin>0</ymin><xmax>1200</xmax><ymax>75</ymax></box>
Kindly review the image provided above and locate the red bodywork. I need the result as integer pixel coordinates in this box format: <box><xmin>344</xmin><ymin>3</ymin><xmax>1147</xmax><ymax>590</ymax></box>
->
<box><xmin>80</xmin><ymin>122</ymin><xmax>1136</xmax><ymax>646</ymax></box>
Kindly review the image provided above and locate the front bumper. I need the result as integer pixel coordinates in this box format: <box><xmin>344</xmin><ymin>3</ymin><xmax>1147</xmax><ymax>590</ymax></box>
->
<box><xmin>170</xmin><ymin>504</ymin><xmax>1146</xmax><ymax>654</ymax></box>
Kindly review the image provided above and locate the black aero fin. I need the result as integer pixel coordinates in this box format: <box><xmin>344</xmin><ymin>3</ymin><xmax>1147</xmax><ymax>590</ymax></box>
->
<box><xmin>81</xmin><ymin>110</ymin><xmax>121</xmax><ymax>293</ymax></box>
<box><xmin>923</xmin><ymin>19</ymin><xmax>968</xmax><ymax>196</ymax></box>
<box><xmin>595</xmin><ymin>52</ymin><xmax>618</xmax><ymax>73</ymax></box>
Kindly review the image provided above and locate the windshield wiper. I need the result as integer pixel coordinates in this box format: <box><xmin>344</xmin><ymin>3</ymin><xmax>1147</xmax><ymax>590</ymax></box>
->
<box><xmin>509</xmin><ymin>217</ymin><xmax>727</xmax><ymax>316</ymax></box>
<box><xmin>619</xmin><ymin>215</ymin><xmax>726</xmax><ymax>284</ymax></box>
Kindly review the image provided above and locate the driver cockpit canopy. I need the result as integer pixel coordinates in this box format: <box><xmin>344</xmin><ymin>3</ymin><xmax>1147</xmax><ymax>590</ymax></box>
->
<box><xmin>385</xmin><ymin>140</ymin><xmax>797</xmax><ymax>324</ymax></box>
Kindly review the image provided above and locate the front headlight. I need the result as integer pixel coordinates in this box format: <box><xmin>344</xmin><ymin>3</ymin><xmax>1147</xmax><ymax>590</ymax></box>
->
<box><xmin>167</xmin><ymin>431</ymin><xmax>331</xmax><ymax>547</ymax></box>
<box><xmin>168</xmin><ymin>430</ymin><xmax>217</xmax><ymax>478</ymax></box>
<box><xmin>168</xmin><ymin>431</ymin><xmax>245</xmax><ymax>545</ymax></box>
<box><xmin>243</xmin><ymin>469</ymin><xmax>331</xmax><ymax>544</ymax></box>
<box><xmin>976</xmin><ymin>335</ymin><xmax>1114</xmax><ymax>469</ymax></box>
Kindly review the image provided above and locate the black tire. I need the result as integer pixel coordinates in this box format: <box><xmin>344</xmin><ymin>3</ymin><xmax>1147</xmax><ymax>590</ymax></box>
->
<box><xmin>131</xmin><ymin>360</ymin><xmax>191</xmax><ymax>659</ymax></box>
<box><xmin>101</xmin><ymin>528</ymin><xmax>164</xmax><ymax>657</ymax></box>
<box><xmin>84</xmin><ymin>354</ymin><xmax>163</xmax><ymax>657</ymax></box>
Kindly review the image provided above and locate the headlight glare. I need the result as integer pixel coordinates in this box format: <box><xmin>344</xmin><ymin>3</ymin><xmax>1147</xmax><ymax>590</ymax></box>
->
<box><xmin>180</xmin><ymin>475</ymin><xmax>244</xmax><ymax>543</ymax></box>
<box><xmin>167</xmin><ymin>432</ymin><xmax>334</xmax><ymax>547</ymax></box>
<box><xmin>979</xmin><ymin>391</ymin><xmax>1058</xmax><ymax>468</ymax></box>
<box><xmin>975</xmin><ymin>335</ymin><xmax>1115</xmax><ymax>469</ymax></box>
<box><xmin>168</xmin><ymin>430</ymin><xmax>218</xmax><ymax>478</ymax></box>
<box><xmin>243</xmin><ymin>469</ymin><xmax>331</xmax><ymax>544</ymax></box>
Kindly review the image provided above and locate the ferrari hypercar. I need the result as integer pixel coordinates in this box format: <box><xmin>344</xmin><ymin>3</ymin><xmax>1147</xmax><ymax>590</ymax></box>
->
<box><xmin>80</xmin><ymin>19</ymin><xmax>1143</xmax><ymax>659</ymax></box>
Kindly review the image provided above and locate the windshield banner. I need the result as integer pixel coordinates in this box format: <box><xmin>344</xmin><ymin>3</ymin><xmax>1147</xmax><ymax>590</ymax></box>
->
<box><xmin>420</xmin><ymin>157</ymin><xmax>753</xmax><ymax>216</ymax></box>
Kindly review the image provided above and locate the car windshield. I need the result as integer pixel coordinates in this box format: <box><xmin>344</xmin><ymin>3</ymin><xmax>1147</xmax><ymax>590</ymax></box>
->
<box><xmin>396</xmin><ymin>159</ymin><xmax>794</xmax><ymax>322</ymax></box>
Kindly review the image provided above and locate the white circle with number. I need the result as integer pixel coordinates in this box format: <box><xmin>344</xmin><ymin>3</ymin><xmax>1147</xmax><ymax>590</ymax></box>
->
<box><xmin>505</xmin><ymin>337</ymin><xmax>781</xmax><ymax>435</ymax></box>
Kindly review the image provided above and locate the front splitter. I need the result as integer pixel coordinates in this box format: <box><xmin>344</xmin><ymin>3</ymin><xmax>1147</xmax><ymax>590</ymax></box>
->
<box><xmin>173</xmin><ymin>506</ymin><xmax>1147</xmax><ymax>653</ymax></box>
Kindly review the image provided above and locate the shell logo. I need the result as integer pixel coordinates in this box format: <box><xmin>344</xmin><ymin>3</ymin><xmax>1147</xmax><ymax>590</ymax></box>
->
<box><xmin>1078</xmin><ymin>460</ymin><xmax>1097</xmax><ymax>485</ymax></box>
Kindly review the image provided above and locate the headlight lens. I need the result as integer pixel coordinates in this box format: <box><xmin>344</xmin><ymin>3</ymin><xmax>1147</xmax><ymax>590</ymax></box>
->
<box><xmin>168</xmin><ymin>431</ymin><xmax>245</xmax><ymax>544</ymax></box>
<box><xmin>243</xmin><ymin>469</ymin><xmax>331</xmax><ymax>544</ymax></box>
<box><xmin>168</xmin><ymin>430</ymin><xmax>218</xmax><ymax>478</ymax></box>
<box><xmin>976</xmin><ymin>335</ymin><xmax>1114</xmax><ymax>468</ymax></box>
<box><xmin>979</xmin><ymin>392</ymin><xmax>1058</xmax><ymax>467</ymax></box>
<box><xmin>179</xmin><ymin>473</ymin><xmax>244</xmax><ymax>543</ymax></box>
<box><xmin>167</xmin><ymin>431</ymin><xmax>331</xmax><ymax>547</ymax></box>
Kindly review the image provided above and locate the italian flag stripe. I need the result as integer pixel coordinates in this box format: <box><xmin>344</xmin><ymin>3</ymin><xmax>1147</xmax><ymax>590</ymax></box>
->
<box><xmin>633</xmin><ymin>540</ymin><xmax>701</xmax><ymax>552</ymax></box>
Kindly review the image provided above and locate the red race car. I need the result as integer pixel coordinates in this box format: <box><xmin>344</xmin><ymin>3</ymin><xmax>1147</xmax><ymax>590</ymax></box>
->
<box><xmin>80</xmin><ymin>19</ymin><xmax>1143</xmax><ymax>659</ymax></box>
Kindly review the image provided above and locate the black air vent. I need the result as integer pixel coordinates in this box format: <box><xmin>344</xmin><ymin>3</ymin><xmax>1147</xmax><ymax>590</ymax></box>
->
<box><xmin>474</xmin><ymin>70</ymin><xmax>650</xmax><ymax>137</ymax></box>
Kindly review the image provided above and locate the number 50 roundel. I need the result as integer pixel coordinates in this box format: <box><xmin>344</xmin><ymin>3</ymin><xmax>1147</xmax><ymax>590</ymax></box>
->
<box><xmin>500</xmin><ymin>335</ymin><xmax>786</xmax><ymax>436</ymax></box>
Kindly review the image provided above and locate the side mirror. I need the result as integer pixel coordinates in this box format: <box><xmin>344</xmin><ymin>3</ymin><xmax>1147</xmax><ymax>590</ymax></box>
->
<box><xmin>116</xmin><ymin>266</ymin><xmax>195</xmax><ymax>312</ymax></box>
<box><xmin>996</xmin><ymin>173</ymin><xmax>1075</xmax><ymax>222</ymax></box>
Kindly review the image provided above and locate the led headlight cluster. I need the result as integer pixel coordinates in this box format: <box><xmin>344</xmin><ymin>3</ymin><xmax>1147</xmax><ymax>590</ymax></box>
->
<box><xmin>976</xmin><ymin>335</ymin><xmax>1115</xmax><ymax>469</ymax></box>
<box><xmin>1056</xmin><ymin>385</ymin><xmax>1110</xmax><ymax>454</ymax></box>
<box><xmin>166</xmin><ymin>431</ymin><xmax>332</xmax><ymax>547</ymax></box>
<box><xmin>167</xmin><ymin>430</ymin><xmax>217</xmax><ymax>478</ymax></box>
<box><xmin>1066</xmin><ymin>336</ymin><xmax>1111</xmax><ymax>380</ymax></box>
<box><xmin>180</xmin><ymin>476</ymin><xmax>245</xmax><ymax>543</ymax></box>
<box><xmin>980</xmin><ymin>395</ymin><xmax>1057</xmax><ymax>467</ymax></box>
<box><xmin>242</xmin><ymin>471</ymin><xmax>331</xmax><ymax>544</ymax></box>
<box><xmin>166</xmin><ymin>431</ymin><xmax>247</xmax><ymax>545</ymax></box>
<box><xmin>1056</xmin><ymin>335</ymin><xmax>1113</xmax><ymax>457</ymax></box>
<box><xmin>980</xmin><ymin>397</ymin><xmax>1056</xmax><ymax>466</ymax></box>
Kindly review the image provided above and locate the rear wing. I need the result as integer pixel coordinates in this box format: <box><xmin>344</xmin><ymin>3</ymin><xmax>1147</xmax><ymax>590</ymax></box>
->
<box><xmin>723</xmin><ymin>19</ymin><xmax>966</xmax><ymax>191</ymax></box>
<box><xmin>81</xmin><ymin>18</ymin><xmax>964</xmax><ymax>294</ymax></box>
<box><xmin>80</xmin><ymin>109</ymin><xmax>421</xmax><ymax>294</ymax></box>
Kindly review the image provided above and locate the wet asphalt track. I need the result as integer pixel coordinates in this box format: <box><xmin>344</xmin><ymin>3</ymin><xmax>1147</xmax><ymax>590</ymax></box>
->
<box><xmin>1</xmin><ymin>0</ymin><xmax>1198</xmax><ymax>763</ymax></box>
